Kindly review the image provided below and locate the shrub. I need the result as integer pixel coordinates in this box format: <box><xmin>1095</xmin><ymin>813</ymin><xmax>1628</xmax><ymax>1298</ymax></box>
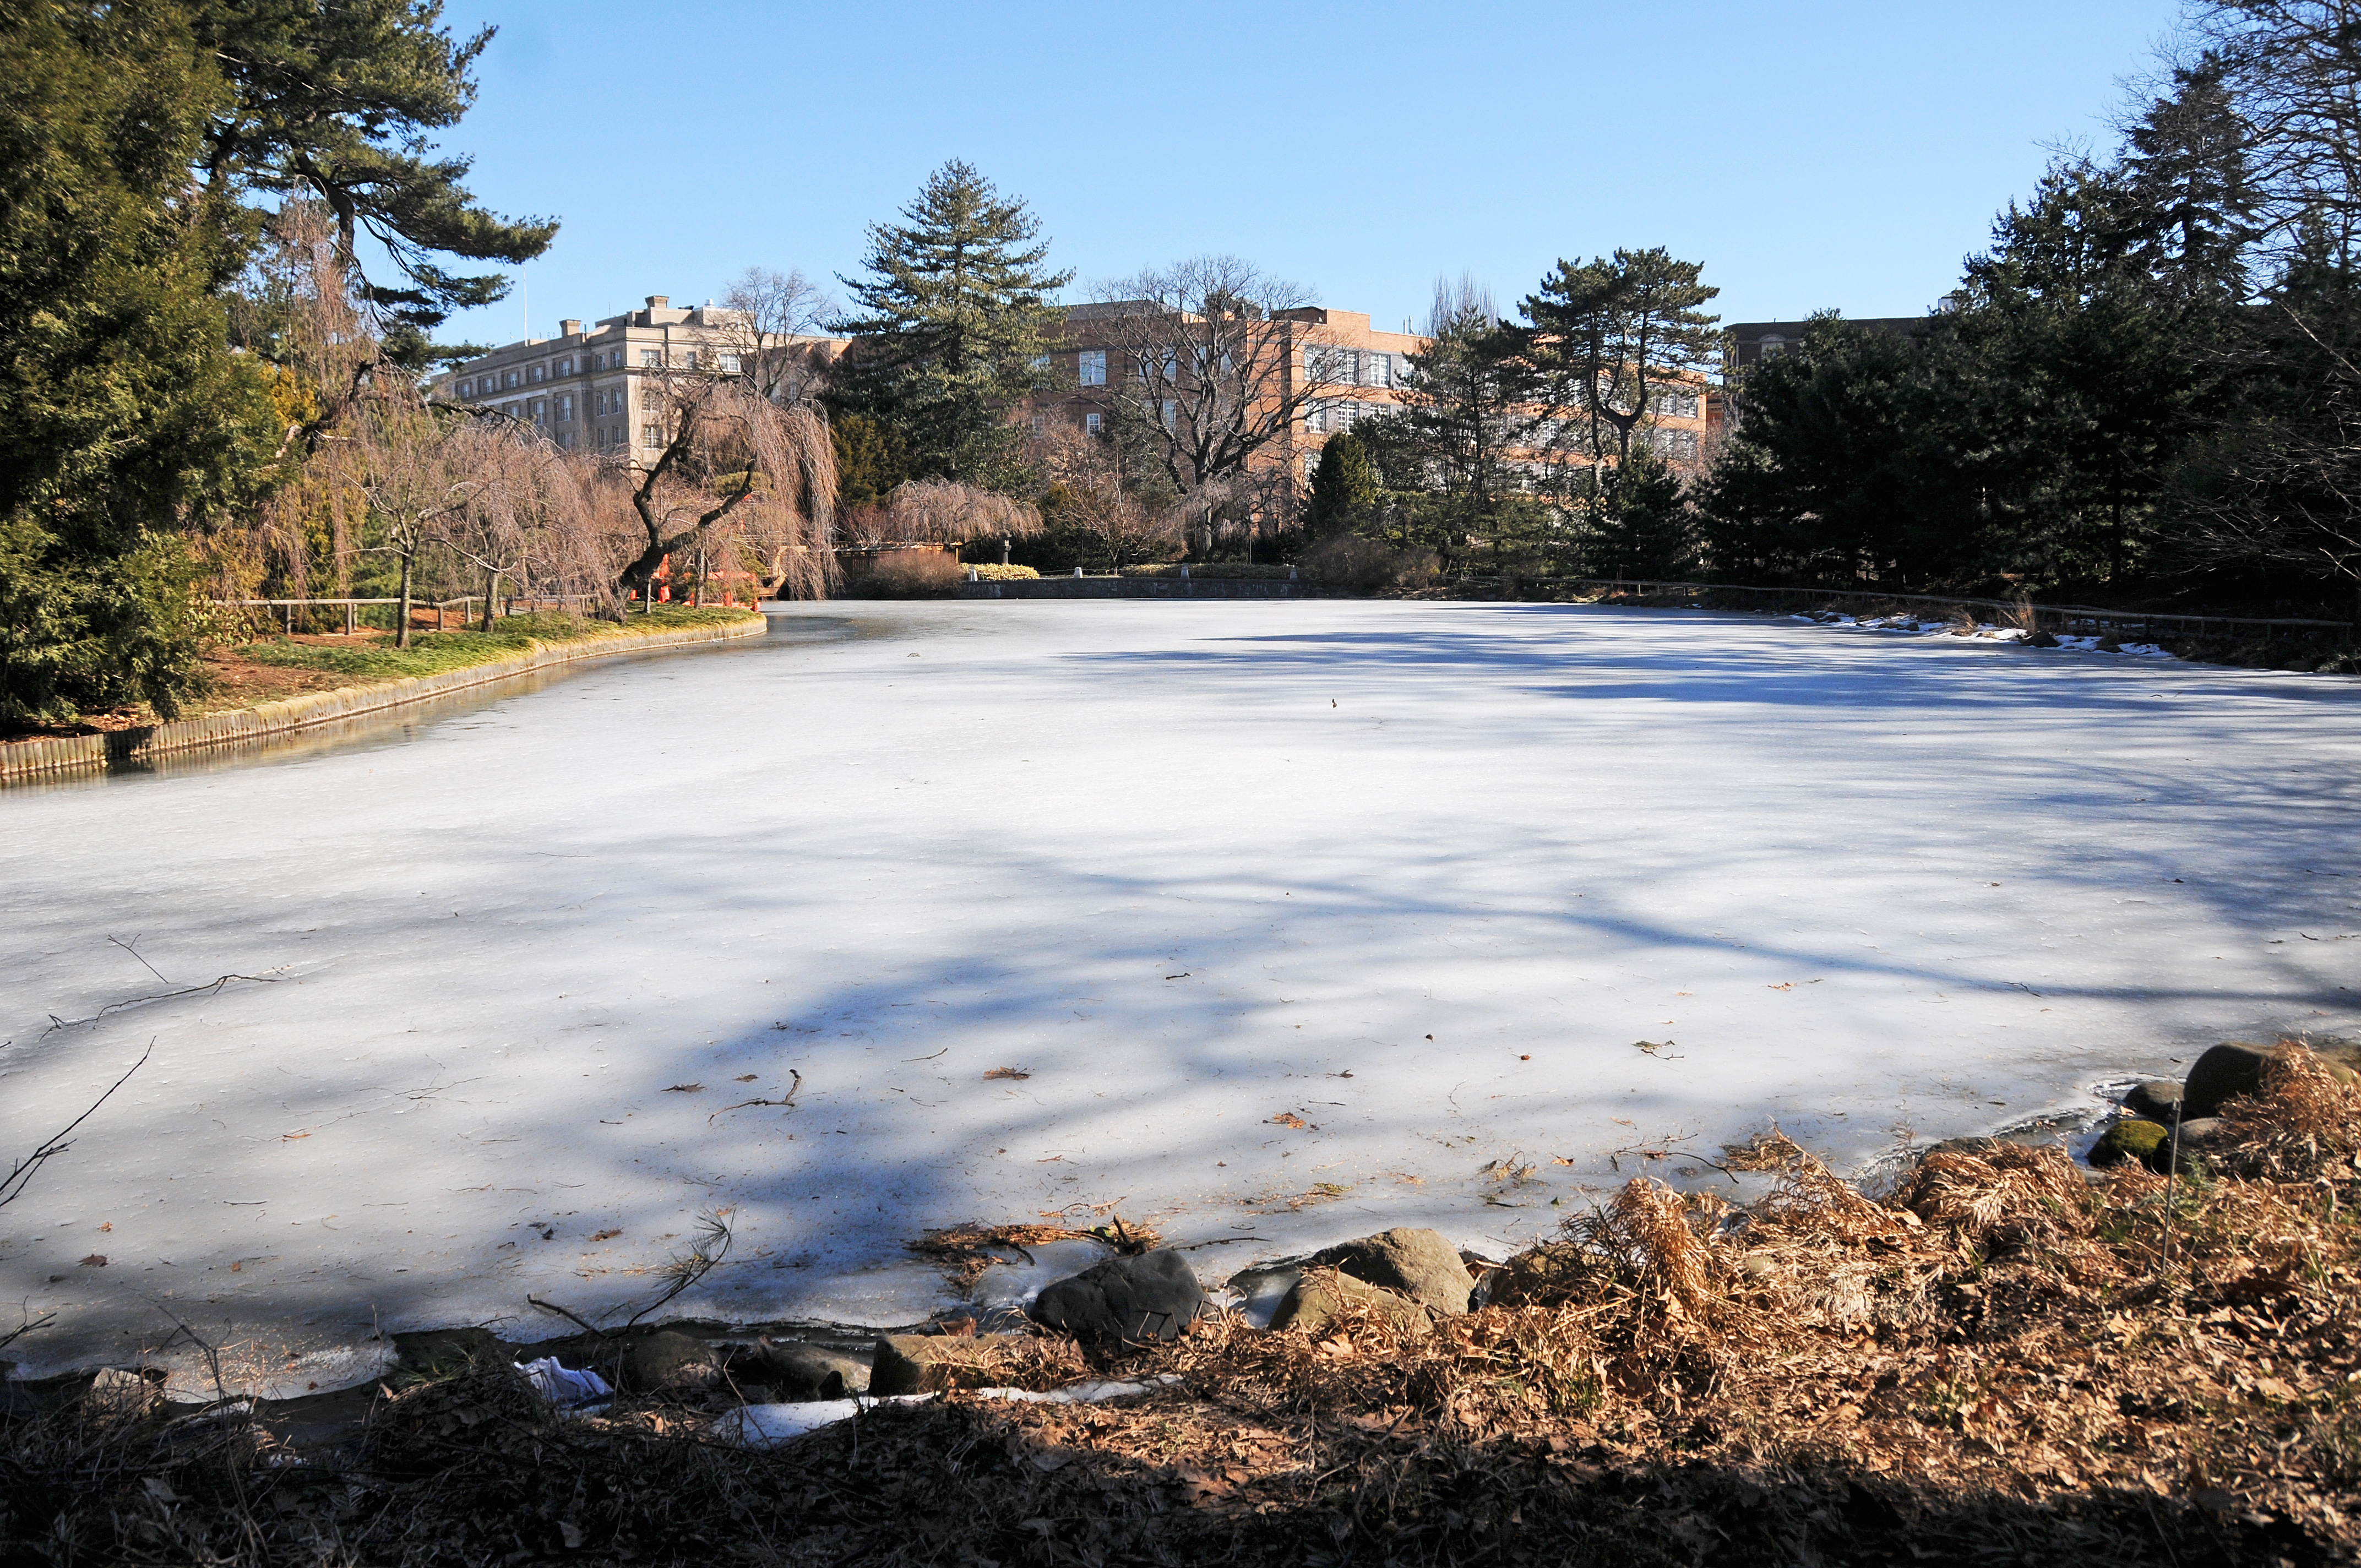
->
<box><xmin>1299</xmin><ymin>535</ymin><xmax>1440</xmax><ymax>592</ymax></box>
<box><xmin>861</xmin><ymin>551</ymin><xmax>964</xmax><ymax>598</ymax></box>
<box><xmin>967</xmin><ymin>563</ymin><xmax>1038</xmax><ymax>581</ymax></box>
<box><xmin>1121</xmin><ymin>562</ymin><xmax>1296</xmax><ymax>580</ymax></box>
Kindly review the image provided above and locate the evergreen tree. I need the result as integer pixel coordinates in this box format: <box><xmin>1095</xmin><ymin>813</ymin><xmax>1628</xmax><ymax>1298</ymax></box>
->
<box><xmin>829</xmin><ymin>161</ymin><xmax>1071</xmax><ymax>491</ymax></box>
<box><xmin>1395</xmin><ymin>277</ymin><xmax>1541</xmax><ymax>565</ymax></box>
<box><xmin>830</xmin><ymin>413</ymin><xmax>904</xmax><ymax>508</ymax></box>
<box><xmin>0</xmin><ymin>3</ymin><xmax>282</xmax><ymax>723</ymax></box>
<box><xmin>1524</xmin><ymin>248</ymin><xmax>1722</xmax><ymax>480</ymax></box>
<box><xmin>1593</xmin><ymin>447</ymin><xmax>1698</xmax><ymax>579</ymax></box>
<box><xmin>190</xmin><ymin>0</ymin><xmax>556</xmax><ymax>353</ymax></box>
<box><xmin>2121</xmin><ymin>56</ymin><xmax>2259</xmax><ymax>304</ymax></box>
<box><xmin>1307</xmin><ymin>432</ymin><xmax>1379</xmax><ymax>536</ymax></box>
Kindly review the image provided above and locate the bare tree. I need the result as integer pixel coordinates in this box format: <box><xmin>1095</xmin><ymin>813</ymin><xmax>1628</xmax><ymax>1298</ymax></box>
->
<box><xmin>355</xmin><ymin>407</ymin><xmax>488</xmax><ymax>645</ymax></box>
<box><xmin>617</xmin><ymin>353</ymin><xmax>839</xmax><ymax>606</ymax></box>
<box><xmin>1079</xmin><ymin>257</ymin><xmax>1351</xmax><ymax>545</ymax></box>
<box><xmin>1037</xmin><ymin>424</ymin><xmax>1182</xmax><ymax>570</ymax></box>
<box><xmin>872</xmin><ymin>477</ymin><xmax>1043</xmax><ymax>562</ymax></box>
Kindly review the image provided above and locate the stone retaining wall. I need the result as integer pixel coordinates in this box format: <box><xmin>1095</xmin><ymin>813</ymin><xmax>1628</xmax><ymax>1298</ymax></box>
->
<box><xmin>0</xmin><ymin>616</ymin><xmax>767</xmax><ymax>786</ymax></box>
<box><xmin>955</xmin><ymin>577</ymin><xmax>1302</xmax><ymax>600</ymax></box>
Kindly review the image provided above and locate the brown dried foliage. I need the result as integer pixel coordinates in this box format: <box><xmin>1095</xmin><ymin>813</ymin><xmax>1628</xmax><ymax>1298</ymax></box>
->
<box><xmin>6</xmin><ymin>1051</ymin><xmax>2358</xmax><ymax>1564</ymax></box>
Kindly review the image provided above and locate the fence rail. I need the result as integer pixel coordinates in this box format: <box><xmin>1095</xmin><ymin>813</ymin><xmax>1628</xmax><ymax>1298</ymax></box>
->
<box><xmin>217</xmin><ymin>595</ymin><xmax>600</xmax><ymax>634</ymax></box>
<box><xmin>1500</xmin><ymin>578</ymin><xmax>2355</xmax><ymax>644</ymax></box>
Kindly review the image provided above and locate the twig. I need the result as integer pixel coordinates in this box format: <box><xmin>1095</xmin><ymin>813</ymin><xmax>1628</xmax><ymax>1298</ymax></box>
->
<box><xmin>0</xmin><ymin>1039</ymin><xmax>155</xmax><ymax>1210</ymax></box>
<box><xmin>108</xmin><ymin>934</ymin><xmax>171</xmax><ymax>987</ymax></box>
<box><xmin>0</xmin><ymin>1305</ymin><xmax>57</xmax><ymax>1355</ymax></box>
<box><xmin>42</xmin><ymin>971</ymin><xmax>285</xmax><ymax>1036</ymax></box>
<box><xmin>709</xmin><ymin>1068</ymin><xmax>801</xmax><ymax>1124</ymax></box>
<box><xmin>526</xmin><ymin>1295</ymin><xmax>607</xmax><ymax>1340</ymax></box>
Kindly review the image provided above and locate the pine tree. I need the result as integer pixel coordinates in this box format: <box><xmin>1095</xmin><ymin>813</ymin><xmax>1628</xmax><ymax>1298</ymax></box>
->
<box><xmin>2122</xmin><ymin>56</ymin><xmax>2259</xmax><ymax>303</ymax></box>
<box><xmin>1307</xmin><ymin>433</ymin><xmax>1379</xmax><ymax>536</ymax></box>
<box><xmin>191</xmin><ymin>0</ymin><xmax>556</xmax><ymax>355</ymax></box>
<box><xmin>0</xmin><ymin>3</ymin><xmax>282</xmax><ymax>723</ymax></box>
<box><xmin>829</xmin><ymin>161</ymin><xmax>1072</xmax><ymax>491</ymax></box>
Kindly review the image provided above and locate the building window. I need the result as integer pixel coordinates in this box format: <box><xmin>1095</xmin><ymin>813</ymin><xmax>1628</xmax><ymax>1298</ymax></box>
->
<box><xmin>718</xmin><ymin>353</ymin><xmax>740</xmax><ymax>374</ymax></box>
<box><xmin>641</xmin><ymin>349</ymin><xmax>661</xmax><ymax>367</ymax></box>
<box><xmin>1759</xmin><ymin>336</ymin><xmax>1787</xmax><ymax>361</ymax></box>
<box><xmin>683</xmin><ymin>351</ymin><xmax>700</xmax><ymax>371</ymax></box>
<box><xmin>1078</xmin><ymin>349</ymin><xmax>1106</xmax><ymax>386</ymax></box>
<box><xmin>1084</xmin><ymin>411</ymin><xmax>1103</xmax><ymax>435</ymax></box>
<box><xmin>1650</xmin><ymin>427</ymin><xmax>1700</xmax><ymax>460</ymax></box>
<box><xmin>1305</xmin><ymin>345</ymin><xmax>1357</xmax><ymax>384</ymax></box>
<box><xmin>1364</xmin><ymin>352</ymin><xmax>1394</xmax><ymax>388</ymax></box>
<box><xmin>502</xmin><ymin>370</ymin><xmax>518</xmax><ymax>389</ymax></box>
<box><xmin>557</xmin><ymin>393</ymin><xmax>574</xmax><ymax>421</ymax></box>
<box><xmin>557</xmin><ymin>357</ymin><xmax>573</xmax><ymax>376</ymax></box>
<box><xmin>1649</xmin><ymin>388</ymin><xmax>1700</xmax><ymax>419</ymax></box>
<box><xmin>531</xmin><ymin>399</ymin><xmax>547</xmax><ymax>425</ymax></box>
<box><xmin>456</xmin><ymin>379</ymin><xmax>473</xmax><ymax>398</ymax></box>
<box><xmin>643</xmin><ymin>423</ymin><xmax>663</xmax><ymax>449</ymax></box>
<box><xmin>1161</xmin><ymin>399</ymin><xmax>1177</xmax><ymax>431</ymax></box>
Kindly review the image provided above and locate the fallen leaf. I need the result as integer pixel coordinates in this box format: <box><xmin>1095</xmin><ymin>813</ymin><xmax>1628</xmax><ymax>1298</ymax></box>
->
<box><xmin>1768</xmin><ymin>982</ymin><xmax>1794</xmax><ymax>991</ymax></box>
<box><xmin>734</xmin><ymin>1074</ymin><xmax>758</xmax><ymax>1082</ymax></box>
<box><xmin>1271</xmin><ymin>1112</ymin><xmax>1313</xmax><ymax>1130</ymax></box>
<box><xmin>590</xmin><ymin>1228</ymin><xmax>622</xmax><ymax>1242</ymax></box>
<box><xmin>97</xmin><ymin>1221</ymin><xmax>111</xmax><ymax>1233</ymax></box>
<box><xmin>664</xmin><ymin>1084</ymin><xmax>704</xmax><ymax>1093</ymax></box>
<box><xmin>1552</xmin><ymin>1156</ymin><xmax>1575</xmax><ymax>1166</ymax></box>
<box><xmin>282</xmin><ymin>1130</ymin><xmax>311</xmax><ymax>1141</ymax></box>
<box><xmin>79</xmin><ymin>1254</ymin><xmax>106</xmax><ymax>1267</ymax></box>
<box><xmin>984</xmin><ymin>1067</ymin><xmax>1030</xmax><ymax>1081</ymax></box>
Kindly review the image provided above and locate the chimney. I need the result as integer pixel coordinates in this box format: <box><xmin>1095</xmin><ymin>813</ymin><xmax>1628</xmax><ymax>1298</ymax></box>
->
<box><xmin>560</xmin><ymin>318</ymin><xmax>582</xmax><ymax>337</ymax></box>
<box><xmin>646</xmin><ymin>295</ymin><xmax>668</xmax><ymax>309</ymax></box>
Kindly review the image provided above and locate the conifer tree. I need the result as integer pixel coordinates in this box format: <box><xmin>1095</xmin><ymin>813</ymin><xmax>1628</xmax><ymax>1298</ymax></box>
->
<box><xmin>1307</xmin><ymin>432</ymin><xmax>1379</xmax><ymax>536</ymax></box>
<box><xmin>829</xmin><ymin>161</ymin><xmax>1072</xmax><ymax>492</ymax></box>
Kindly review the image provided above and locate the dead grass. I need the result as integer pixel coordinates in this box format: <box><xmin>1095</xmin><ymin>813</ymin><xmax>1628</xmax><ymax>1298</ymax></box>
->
<box><xmin>6</xmin><ymin>1048</ymin><xmax>2358</xmax><ymax>1564</ymax></box>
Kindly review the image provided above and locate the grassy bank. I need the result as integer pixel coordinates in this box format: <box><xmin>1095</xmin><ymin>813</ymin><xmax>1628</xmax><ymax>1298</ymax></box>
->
<box><xmin>229</xmin><ymin>607</ymin><xmax>761</xmax><ymax>684</ymax></box>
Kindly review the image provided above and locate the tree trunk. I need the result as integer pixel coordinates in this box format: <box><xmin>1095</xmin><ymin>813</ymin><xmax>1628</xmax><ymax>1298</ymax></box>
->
<box><xmin>693</xmin><ymin>547</ymin><xmax>705</xmax><ymax>608</ymax></box>
<box><xmin>395</xmin><ymin>551</ymin><xmax>414</xmax><ymax>649</ymax></box>
<box><xmin>482</xmin><ymin>570</ymin><xmax>499</xmax><ymax>632</ymax></box>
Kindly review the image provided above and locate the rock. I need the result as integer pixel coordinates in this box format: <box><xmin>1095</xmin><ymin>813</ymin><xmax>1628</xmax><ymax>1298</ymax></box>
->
<box><xmin>2183</xmin><ymin>1039</ymin><xmax>2360</xmax><ymax>1119</ymax></box>
<box><xmin>1031</xmin><ymin>1250</ymin><xmax>1203</xmax><ymax>1343</ymax></box>
<box><xmin>2124</xmin><ymin>1080</ymin><xmax>2186</xmax><ymax>1123</ymax></box>
<box><xmin>1268</xmin><ymin>1269</ymin><xmax>1430</xmax><ymax>1337</ymax></box>
<box><xmin>869</xmin><ymin>1332</ymin><xmax>1027</xmax><ymax>1396</ymax></box>
<box><xmin>746</xmin><ymin>1340</ymin><xmax>868</xmax><ymax>1401</ymax></box>
<box><xmin>84</xmin><ymin>1367</ymin><xmax>159</xmax><ymax>1420</ymax></box>
<box><xmin>2024</xmin><ymin>630</ymin><xmax>2061</xmax><ymax>647</ymax></box>
<box><xmin>624</xmin><ymin>1330</ymin><xmax>722</xmax><ymax>1393</ymax></box>
<box><xmin>1308</xmin><ymin>1227</ymin><xmax>1476</xmax><ymax>1315</ymax></box>
<box><xmin>2089</xmin><ymin>1119</ymin><xmax>2168</xmax><ymax>1170</ymax></box>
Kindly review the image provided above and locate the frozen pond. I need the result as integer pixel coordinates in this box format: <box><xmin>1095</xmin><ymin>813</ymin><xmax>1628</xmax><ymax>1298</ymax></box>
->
<box><xmin>3</xmin><ymin>600</ymin><xmax>2358</xmax><ymax>1384</ymax></box>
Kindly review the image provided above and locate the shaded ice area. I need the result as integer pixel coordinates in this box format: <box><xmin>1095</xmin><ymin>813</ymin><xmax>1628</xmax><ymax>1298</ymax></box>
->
<box><xmin>3</xmin><ymin>601</ymin><xmax>2358</xmax><ymax>1387</ymax></box>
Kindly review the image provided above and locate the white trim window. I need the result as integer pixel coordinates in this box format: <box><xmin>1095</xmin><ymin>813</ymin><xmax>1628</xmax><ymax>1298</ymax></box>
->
<box><xmin>556</xmin><ymin>393</ymin><xmax>574</xmax><ymax>421</ymax></box>
<box><xmin>641</xmin><ymin>349</ymin><xmax>661</xmax><ymax>367</ymax></box>
<box><xmin>1084</xmin><ymin>411</ymin><xmax>1103</xmax><ymax>435</ymax></box>
<box><xmin>642</xmin><ymin>422</ymin><xmax>663</xmax><ymax>449</ymax></box>
<box><xmin>717</xmin><ymin>353</ymin><xmax>741</xmax><ymax>374</ymax></box>
<box><xmin>1161</xmin><ymin>399</ymin><xmax>1177</xmax><ymax>431</ymax></box>
<box><xmin>1078</xmin><ymin>349</ymin><xmax>1106</xmax><ymax>386</ymax></box>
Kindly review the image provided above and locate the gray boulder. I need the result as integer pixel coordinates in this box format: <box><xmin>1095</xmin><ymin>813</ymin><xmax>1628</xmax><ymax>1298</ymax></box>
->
<box><xmin>2124</xmin><ymin>1081</ymin><xmax>2186</xmax><ymax>1124</ymax></box>
<box><xmin>746</xmin><ymin>1340</ymin><xmax>868</xmax><ymax>1401</ymax></box>
<box><xmin>2183</xmin><ymin>1039</ymin><xmax>2361</xmax><ymax>1119</ymax></box>
<box><xmin>624</xmin><ymin>1330</ymin><xmax>722</xmax><ymax>1392</ymax></box>
<box><xmin>869</xmin><ymin>1332</ymin><xmax>1027</xmax><ymax>1396</ymax></box>
<box><xmin>1269</xmin><ymin>1269</ymin><xmax>1430</xmax><ymax>1336</ymax></box>
<box><xmin>1310</xmin><ymin>1228</ymin><xmax>1476</xmax><ymax>1314</ymax></box>
<box><xmin>1031</xmin><ymin>1249</ymin><xmax>1203</xmax><ymax>1343</ymax></box>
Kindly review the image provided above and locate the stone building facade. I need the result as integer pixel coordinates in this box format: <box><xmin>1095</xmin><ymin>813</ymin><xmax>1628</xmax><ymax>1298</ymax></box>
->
<box><xmin>429</xmin><ymin>296</ymin><xmax>844</xmax><ymax>459</ymax></box>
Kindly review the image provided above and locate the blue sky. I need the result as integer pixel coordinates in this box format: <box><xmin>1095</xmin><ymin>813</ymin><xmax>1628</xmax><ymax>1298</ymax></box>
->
<box><xmin>428</xmin><ymin>0</ymin><xmax>2189</xmax><ymax>347</ymax></box>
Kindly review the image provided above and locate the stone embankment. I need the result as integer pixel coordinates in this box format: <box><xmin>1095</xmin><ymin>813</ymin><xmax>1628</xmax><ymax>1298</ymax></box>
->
<box><xmin>0</xmin><ymin>615</ymin><xmax>766</xmax><ymax>785</ymax></box>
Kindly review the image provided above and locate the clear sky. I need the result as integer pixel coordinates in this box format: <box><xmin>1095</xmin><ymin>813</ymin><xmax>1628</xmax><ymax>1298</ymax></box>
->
<box><xmin>427</xmin><ymin>0</ymin><xmax>2190</xmax><ymax>348</ymax></box>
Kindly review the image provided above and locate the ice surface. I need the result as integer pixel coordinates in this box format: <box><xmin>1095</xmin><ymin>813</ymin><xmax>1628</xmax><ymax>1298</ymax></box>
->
<box><xmin>3</xmin><ymin>601</ymin><xmax>2358</xmax><ymax>1381</ymax></box>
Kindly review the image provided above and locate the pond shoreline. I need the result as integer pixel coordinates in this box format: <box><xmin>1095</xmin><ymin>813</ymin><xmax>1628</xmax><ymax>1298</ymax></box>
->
<box><xmin>0</xmin><ymin>613</ymin><xmax>766</xmax><ymax>785</ymax></box>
